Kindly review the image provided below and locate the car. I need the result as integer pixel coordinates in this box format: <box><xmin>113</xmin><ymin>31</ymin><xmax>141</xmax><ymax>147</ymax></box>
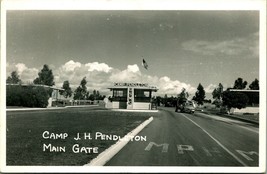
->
<box><xmin>182</xmin><ymin>101</ymin><xmax>195</xmax><ymax>113</ymax></box>
<box><xmin>176</xmin><ymin>100</ymin><xmax>195</xmax><ymax>114</ymax></box>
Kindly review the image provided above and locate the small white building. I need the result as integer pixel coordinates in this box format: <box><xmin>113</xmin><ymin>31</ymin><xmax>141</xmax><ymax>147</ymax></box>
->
<box><xmin>105</xmin><ymin>83</ymin><xmax>158</xmax><ymax>110</ymax></box>
<box><xmin>48</xmin><ymin>86</ymin><xmax>65</xmax><ymax>107</ymax></box>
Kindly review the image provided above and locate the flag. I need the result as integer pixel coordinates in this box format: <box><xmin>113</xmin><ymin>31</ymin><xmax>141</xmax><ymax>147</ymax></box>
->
<box><xmin>142</xmin><ymin>59</ymin><xmax>148</xmax><ymax>69</ymax></box>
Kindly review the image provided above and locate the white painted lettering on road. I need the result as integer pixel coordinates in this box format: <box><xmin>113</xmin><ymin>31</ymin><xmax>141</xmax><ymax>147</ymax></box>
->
<box><xmin>202</xmin><ymin>147</ymin><xmax>221</xmax><ymax>157</ymax></box>
<box><xmin>144</xmin><ymin>142</ymin><xmax>169</xmax><ymax>152</ymax></box>
<box><xmin>177</xmin><ymin>145</ymin><xmax>194</xmax><ymax>154</ymax></box>
<box><xmin>236</xmin><ymin>150</ymin><xmax>259</xmax><ymax>161</ymax></box>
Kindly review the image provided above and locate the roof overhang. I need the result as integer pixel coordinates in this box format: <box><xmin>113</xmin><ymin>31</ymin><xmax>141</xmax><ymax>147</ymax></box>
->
<box><xmin>6</xmin><ymin>83</ymin><xmax>64</xmax><ymax>91</ymax></box>
<box><xmin>108</xmin><ymin>83</ymin><xmax>158</xmax><ymax>92</ymax></box>
<box><xmin>229</xmin><ymin>89</ymin><xmax>259</xmax><ymax>92</ymax></box>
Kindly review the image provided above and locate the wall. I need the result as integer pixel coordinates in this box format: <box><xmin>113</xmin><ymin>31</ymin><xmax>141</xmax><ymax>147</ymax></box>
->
<box><xmin>233</xmin><ymin>107</ymin><xmax>259</xmax><ymax>114</ymax></box>
<box><xmin>111</xmin><ymin>101</ymin><xmax>120</xmax><ymax>109</ymax></box>
<box><xmin>133</xmin><ymin>102</ymin><xmax>151</xmax><ymax>110</ymax></box>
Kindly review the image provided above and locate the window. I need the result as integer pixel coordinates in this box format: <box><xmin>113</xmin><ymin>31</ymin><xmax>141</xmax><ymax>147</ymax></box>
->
<box><xmin>112</xmin><ymin>89</ymin><xmax>127</xmax><ymax>102</ymax></box>
<box><xmin>134</xmin><ymin>89</ymin><xmax>151</xmax><ymax>102</ymax></box>
<box><xmin>113</xmin><ymin>90</ymin><xmax>125</xmax><ymax>97</ymax></box>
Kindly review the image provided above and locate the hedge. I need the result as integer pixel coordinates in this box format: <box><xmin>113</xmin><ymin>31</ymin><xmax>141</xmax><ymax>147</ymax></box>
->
<box><xmin>6</xmin><ymin>85</ymin><xmax>50</xmax><ymax>108</ymax></box>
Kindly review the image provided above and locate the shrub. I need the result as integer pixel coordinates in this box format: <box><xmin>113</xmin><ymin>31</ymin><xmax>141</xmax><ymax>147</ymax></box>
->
<box><xmin>222</xmin><ymin>90</ymin><xmax>249</xmax><ymax>110</ymax></box>
<box><xmin>6</xmin><ymin>85</ymin><xmax>50</xmax><ymax>108</ymax></box>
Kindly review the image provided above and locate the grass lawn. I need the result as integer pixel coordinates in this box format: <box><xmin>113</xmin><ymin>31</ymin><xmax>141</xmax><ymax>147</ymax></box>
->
<box><xmin>6</xmin><ymin>107</ymin><xmax>154</xmax><ymax>166</ymax></box>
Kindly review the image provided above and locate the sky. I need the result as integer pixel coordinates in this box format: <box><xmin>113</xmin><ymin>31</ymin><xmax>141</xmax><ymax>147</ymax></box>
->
<box><xmin>6</xmin><ymin>10</ymin><xmax>259</xmax><ymax>98</ymax></box>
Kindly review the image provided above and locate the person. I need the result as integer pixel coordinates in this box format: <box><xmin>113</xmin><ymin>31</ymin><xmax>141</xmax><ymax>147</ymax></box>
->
<box><xmin>103</xmin><ymin>97</ymin><xmax>109</xmax><ymax>108</ymax></box>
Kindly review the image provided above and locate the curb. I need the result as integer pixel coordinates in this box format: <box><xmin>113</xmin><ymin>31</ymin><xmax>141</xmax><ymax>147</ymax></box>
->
<box><xmin>217</xmin><ymin>113</ymin><xmax>259</xmax><ymax>125</ymax></box>
<box><xmin>65</xmin><ymin>105</ymin><xmax>99</xmax><ymax>108</ymax></box>
<box><xmin>6</xmin><ymin>105</ymin><xmax>99</xmax><ymax>111</ymax></box>
<box><xmin>111</xmin><ymin>109</ymin><xmax>158</xmax><ymax>112</ymax></box>
<box><xmin>6</xmin><ymin>107</ymin><xmax>66</xmax><ymax>111</ymax></box>
<box><xmin>195</xmin><ymin>112</ymin><xmax>259</xmax><ymax>125</ymax></box>
<box><xmin>200</xmin><ymin>110</ymin><xmax>259</xmax><ymax>125</ymax></box>
<box><xmin>85</xmin><ymin>116</ymin><xmax>154</xmax><ymax>166</ymax></box>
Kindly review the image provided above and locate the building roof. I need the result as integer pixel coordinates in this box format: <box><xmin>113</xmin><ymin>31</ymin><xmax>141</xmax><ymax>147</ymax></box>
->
<box><xmin>108</xmin><ymin>82</ymin><xmax>158</xmax><ymax>91</ymax></box>
<box><xmin>229</xmin><ymin>89</ymin><xmax>259</xmax><ymax>92</ymax></box>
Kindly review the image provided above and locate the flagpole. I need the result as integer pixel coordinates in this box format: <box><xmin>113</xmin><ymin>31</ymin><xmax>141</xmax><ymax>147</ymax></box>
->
<box><xmin>140</xmin><ymin>60</ymin><xmax>143</xmax><ymax>84</ymax></box>
<box><xmin>140</xmin><ymin>56</ymin><xmax>143</xmax><ymax>84</ymax></box>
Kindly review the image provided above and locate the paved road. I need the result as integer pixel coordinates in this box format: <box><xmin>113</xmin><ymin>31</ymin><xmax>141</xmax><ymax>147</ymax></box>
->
<box><xmin>106</xmin><ymin>107</ymin><xmax>259</xmax><ymax>166</ymax></box>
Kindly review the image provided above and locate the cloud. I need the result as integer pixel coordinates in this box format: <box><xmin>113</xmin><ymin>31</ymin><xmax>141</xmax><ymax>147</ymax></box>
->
<box><xmin>127</xmin><ymin>64</ymin><xmax>139</xmax><ymax>73</ymax></box>
<box><xmin>57</xmin><ymin>61</ymin><xmax>198</xmax><ymax>96</ymax></box>
<box><xmin>182</xmin><ymin>32</ymin><xmax>259</xmax><ymax>58</ymax></box>
<box><xmin>6</xmin><ymin>63</ymin><xmax>38</xmax><ymax>83</ymax></box>
<box><xmin>62</xmin><ymin>60</ymin><xmax>81</xmax><ymax>72</ymax></box>
<box><xmin>55</xmin><ymin>61</ymin><xmax>114</xmax><ymax>93</ymax></box>
<box><xmin>85</xmin><ymin>62</ymin><xmax>112</xmax><ymax>73</ymax></box>
<box><xmin>109</xmin><ymin>64</ymin><xmax>141</xmax><ymax>83</ymax></box>
<box><xmin>15</xmin><ymin>63</ymin><xmax>27</xmax><ymax>75</ymax></box>
<box><xmin>156</xmin><ymin>76</ymin><xmax>196</xmax><ymax>96</ymax></box>
<box><xmin>7</xmin><ymin>60</ymin><xmax>198</xmax><ymax>96</ymax></box>
<box><xmin>204</xmin><ymin>84</ymin><xmax>217</xmax><ymax>93</ymax></box>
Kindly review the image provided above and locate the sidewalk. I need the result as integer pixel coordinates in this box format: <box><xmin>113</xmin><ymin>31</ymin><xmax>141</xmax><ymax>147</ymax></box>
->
<box><xmin>216</xmin><ymin>113</ymin><xmax>259</xmax><ymax>125</ymax></box>
<box><xmin>197</xmin><ymin>111</ymin><xmax>259</xmax><ymax>125</ymax></box>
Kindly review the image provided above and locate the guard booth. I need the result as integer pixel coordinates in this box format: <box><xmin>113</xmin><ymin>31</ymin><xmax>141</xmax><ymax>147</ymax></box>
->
<box><xmin>106</xmin><ymin>83</ymin><xmax>158</xmax><ymax>110</ymax></box>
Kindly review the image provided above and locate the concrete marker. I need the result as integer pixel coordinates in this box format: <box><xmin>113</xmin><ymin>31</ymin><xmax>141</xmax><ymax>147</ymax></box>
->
<box><xmin>85</xmin><ymin>116</ymin><xmax>154</xmax><ymax>166</ymax></box>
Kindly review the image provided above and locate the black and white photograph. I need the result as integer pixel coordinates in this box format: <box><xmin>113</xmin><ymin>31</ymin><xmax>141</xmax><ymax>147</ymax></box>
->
<box><xmin>1</xmin><ymin>0</ymin><xmax>266</xmax><ymax>173</ymax></box>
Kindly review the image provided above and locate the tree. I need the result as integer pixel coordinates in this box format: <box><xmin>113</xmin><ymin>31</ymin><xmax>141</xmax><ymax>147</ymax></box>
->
<box><xmin>212</xmin><ymin>83</ymin><xmax>223</xmax><ymax>100</ymax></box>
<box><xmin>6</xmin><ymin>71</ymin><xmax>22</xmax><ymax>84</ymax></box>
<box><xmin>212</xmin><ymin>83</ymin><xmax>223</xmax><ymax>108</ymax></box>
<box><xmin>156</xmin><ymin>96</ymin><xmax>162</xmax><ymax>106</ymax></box>
<box><xmin>88</xmin><ymin>93</ymin><xmax>94</xmax><ymax>101</ymax></box>
<box><xmin>73</xmin><ymin>77</ymin><xmax>88</xmax><ymax>100</ymax></box>
<box><xmin>233</xmin><ymin>77</ymin><xmax>247</xmax><ymax>89</ymax></box>
<box><xmin>248</xmin><ymin>78</ymin><xmax>259</xmax><ymax>106</ymax></box>
<box><xmin>95</xmin><ymin>90</ymin><xmax>101</xmax><ymax>100</ymax></box>
<box><xmin>163</xmin><ymin>94</ymin><xmax>168</xmax><ymax>106</ymax></box>
<box><xmin>93</xmin><ymin>90</ymin><xmax>97</xmax><ymax>100</ymax></box>
<box><xmin>6</xmin><ymin>85</ymin><xmax>49</xmax><ymax>108</ymax></box>
<box><xmin>177</xmin><ymin>88</ymin><xmax>189</xmax><ymax>104</ymax></box>
<box><xmin>88</xmin><ymin>90</ymin><xmax>103</xmax><ymax>101</ymax></box>
<box><xmin>193</xmin><ymin>83</ymin><xmax>206</xmax><ymax>105</ymax></box>
<box><xmin>60</xmin><ymin>80</ymin><xmax>72</xmax><ymax>98</ymax></box>
<box><xmin>96</xmin><ymin>90</ymin><xmax>100</xmax><ymax>100</ymax></box>
<box><xmin>249</xmin><ymin>78</ymin><xmax>259</xmax><ymax>90</ymax></box>
<box><xmin>33</xmin><ymin>64</ymin><xmax>55</xmax><ymax>86</ymax></box>
<box><xmin>222</xmin><ymin>90</ymin><xmax>249</xmax><ymax>110</ymax></box>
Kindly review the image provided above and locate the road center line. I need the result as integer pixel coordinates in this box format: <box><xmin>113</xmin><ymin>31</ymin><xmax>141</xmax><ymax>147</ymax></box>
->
<box><xmin>180</xmin><ymin>113</ymin><xmax>248</xmax><ymax>166</ymax></box>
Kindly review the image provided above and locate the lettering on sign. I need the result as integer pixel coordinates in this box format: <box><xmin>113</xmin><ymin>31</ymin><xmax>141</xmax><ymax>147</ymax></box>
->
<box><xmin>114</xmin><ymin>83</ymin><xmax>149</xmax><ymax>87</ymax></box>
<box><xmin>177</xmin><ymin>145</ymin><xmax>194</xmax><ymax>154</ymax></box>
<box><xmin>144</xmin><ymin>142</ymin><xmax>169</xmax><ymax>152</ymax></box>
<box><xmin>43</xmin><ymin>143</ymin><xmax>66</xmax><ymax>152</ymax></box>
<box><xmin>128</xmin><ymin>88</ymin><xmax>133</xmax><ymax>105</ymax></box>
<box><xmin>236</xmin><ymin>150</ymin><xmax>259</xmax><ymax>161</ymax></box>
<box><xmin>113</xmin><ymin>82</ymin><xmax>157</xmax><ymax>89</ymax></box>
<box><xmin>202</xmin><ymin>147</ymin><xmax>221</xmax><ymax>157</ymax></box>
<box><xmin>42</xmin><ymin>131</ymin><xmax>68</xmax><ymax>139</ymax></box>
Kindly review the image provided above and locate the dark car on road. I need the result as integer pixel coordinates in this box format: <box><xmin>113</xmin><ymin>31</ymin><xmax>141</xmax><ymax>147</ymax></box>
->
<box><xmin>176</xmin><ymin>100</ymin><xmax>196</xmax><ymax>114</ymax></box>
